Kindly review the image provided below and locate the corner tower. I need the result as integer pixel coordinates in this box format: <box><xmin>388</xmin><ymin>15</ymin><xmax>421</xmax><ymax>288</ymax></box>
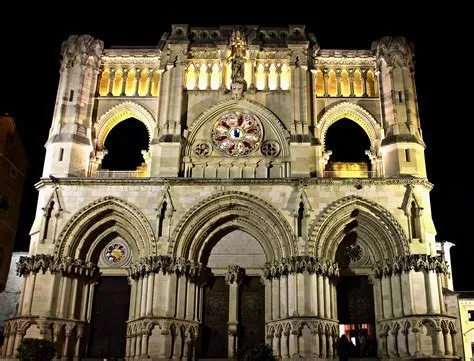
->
<box><xmin>374</xmin><ymin>37</ymin><xmax>427</xmax><ymax>177</ymax></box>
<box><xmin>42</xmin><ymin>35</ymin><xmax>103</xmax><ymax>177</ymax></box>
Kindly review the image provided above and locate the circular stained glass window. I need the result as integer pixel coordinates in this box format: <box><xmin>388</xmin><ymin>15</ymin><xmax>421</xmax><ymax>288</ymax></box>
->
<box><xmin>211</xmin><ymin>111</ymin><xmax>262</xmax><ymax>157</ymax></box>
<box><xmin>104</xmin><ymin>242</ymin><xmax>127</xmax><ymax>265</ymax></box>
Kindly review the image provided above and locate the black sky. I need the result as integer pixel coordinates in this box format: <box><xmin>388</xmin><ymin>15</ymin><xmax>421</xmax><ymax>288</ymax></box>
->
<box><xmin>1</xmin><ymin>7</ymin><xmax>472</xmax><ymax>290</ymax></box>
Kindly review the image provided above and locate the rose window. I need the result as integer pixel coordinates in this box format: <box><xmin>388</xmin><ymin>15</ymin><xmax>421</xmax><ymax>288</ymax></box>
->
<box><xmin>344</xmin><ymin>243</ymin><xmax>363</xmax><ymax>262</ymax></box>
<box><xmin>103</xmin><ymin>241</ymin><xmax>128</xmax><ymax>266</ymax></box>
<box><xmin>211</xmin><ymin>111</ymin><xmax>262</xmax><ymax>157</ymax></box>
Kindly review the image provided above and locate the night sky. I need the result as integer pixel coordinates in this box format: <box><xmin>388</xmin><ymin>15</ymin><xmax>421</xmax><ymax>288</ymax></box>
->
<box><xmin>1</xmin><ymin>7</ymin><xmax>472</xmax><ymax>290</ymax></box>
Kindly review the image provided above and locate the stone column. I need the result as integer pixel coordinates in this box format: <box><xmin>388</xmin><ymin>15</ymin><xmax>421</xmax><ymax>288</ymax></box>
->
<box><xmin>437</xmin><ymin>273</ymin><xmax>446</xmax><ymax>314</ymax></box>
<box><xmin>450</xmin><ymin>330</ymin><xmax>458</xmax><ymax>355</ymax></box>
<box><xmin>74</xmin><ymin>327</ymin><xmax>83</xmax><ymax>360</ymax></box>
<box><xmin>361</xmin><ymin>69</ymin><xmax>368</xmax><ymax>97</ymax></box>
<box><xmin>206</xmin><ymin>65</ymin><xmax>212</xmax><ymax>90</ymax></box>
<box><xmin>272</xmin><ymin>331</ymin><xmax>281</xmax><ymax>358</ymax></box>
<box><xmin>380</xmin><ymin>332</ymin><xmax>389</xmax><ymax>358</ymax></box>
<box><xmin>435</xmin><ymin>327</ymin><xmax>444</xmax><ymax>356</ymax></box>
<box><xmin>412</xmin><ymin>327</ymin><xmax>422</xmax><ymax>356</ymax></box>
<box><xmin>69</xmin><ymin>277</ymin><xmax>79</xmax><ymax>318</ymax></box>
<box><xmin>324</xmin><ymin>276</ymin><xmax>330</xmax><ymax>318</ymax></box>
<box><xmin>225</xmin><ymin>265</ymin><xmax>244</xmax><ymax>359</ymax></box>
<box><xmin>280</xmin><ymin>275</ymin><xmax>288</xmax><ymax>318</ymax></box>
<box><xmin>264</xmin><ymin>65</ymin><xmax>270</xmax><ymax>90</ymax></box>
<box><xmin>13</xmin><ymin>331</ymin><xmax>24</xmax><ymax>358</ymax></box>
<box><xmin>107</xmin><ymin>69</ymin><xmax>115</xmax><ymax>96</ymax></box>
<box><xmin>141</xmin><ymin>332</ymin><xmax>149</xmax><ymax>358</ymax></box>
<box><xmin>281</xmin><ymin>330</ymin><xmax>289</xmax><ymax>358</ymax></box>
<box><xmin>140</xmin><ymin>275</ymin><xmax>147</xmax><ymax>317</ymax></box>
<box><xmin>289</xmin><ymin>328</ymin><xmax>300</xmax><ymax>357</ymax></box>
<box><xmin>276</xmin><ymin>66</ymin><xmax>282</xmax><ymax>90</ymax></box>
<box><xmin>312</xmin><ymin>330</ymin><xmax>320</xmax><ymax>357</ymax></box>
<box><xmin>272</xmin><ymin>278</ymin><xmax>280</xmax><ymax>319</ymax></box>
<box><xmin>443</xmin><ymin>329</ymin><xmax>452</xmax><ymax>355</ymax></box>
<box><xmin>145</xmin><ymin>273</ymin><xmax>153</xmax><ymax>317</ymax></box>
<box><xmin>335</xmin><ymin>69</ymin><xmax>342</xmax><ymax>97</ymax></box>
<box><xmin>349</xmin><ymin>69</ymin><xmax>355</xmax><ymax>96</ymax></box>
<box><xmin>193</xmin><ymin>64</ymin><xmax>200</xmax><ymax>90</ymax></box>
<box><xmin>323</xmin><ymin>69</ymin><xmax>329</xmax><ymax>97</ymax></box>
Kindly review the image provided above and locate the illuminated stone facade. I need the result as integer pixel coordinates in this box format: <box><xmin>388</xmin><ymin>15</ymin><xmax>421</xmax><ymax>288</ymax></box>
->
<box><xmin>1</xmin><ymin>25</ymin><xmax>465</xmax><ymax>360</ymax></box>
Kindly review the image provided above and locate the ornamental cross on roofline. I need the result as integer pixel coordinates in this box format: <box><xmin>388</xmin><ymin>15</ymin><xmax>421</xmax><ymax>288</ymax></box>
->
<box><xmin>231</xmin><ymin>28</ymin><xmax>247</xmax><ymax>57</ymax></box>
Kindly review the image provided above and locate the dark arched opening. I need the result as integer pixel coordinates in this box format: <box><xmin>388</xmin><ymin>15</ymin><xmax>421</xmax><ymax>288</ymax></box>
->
<box><xmin>324</xmin><ymin>118</ymin><xmax>371</xmax><ymax>178</ymax></box>
<box><xmin>101</xmin><ymin>118</ymin><xmax>149</xmax><ymax>171</ymax></box>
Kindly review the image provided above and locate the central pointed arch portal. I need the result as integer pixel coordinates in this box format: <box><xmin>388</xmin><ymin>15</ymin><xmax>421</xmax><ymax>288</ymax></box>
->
<box><xmin>170</xmin><ymin>191</ymin><xmax>296</xmax><ymax>358</ymax></box>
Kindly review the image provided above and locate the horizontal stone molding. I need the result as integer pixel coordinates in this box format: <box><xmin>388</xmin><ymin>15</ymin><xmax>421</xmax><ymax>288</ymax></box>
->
<box><xmin>373</xmin><ymin>254</ymin><xmax>449</xmax><ymax>278</ymax></box>
<box><xmin>36</xmin><ymin>176</ymin><xmax>433</xmax><ymax>190</ymax></box>
<box><xmin>127</xmin><ymin>255</ymin><xmax>202</xmax><ymax>280</ymax></box>
<box><xmin>263</xmin><ymin>256</ymin><xmax>339</xmax><ymax>279</ymax></box>
<box><xmin>267</xmin><ymin>317</ymin><xmax>339</xmax><ymax>336</ymax></box>
<box><xmin>16</xmin><ymin>254</ymin><xmax>99</xmax><ymax>280</ymax></box>
<box><xmin>126</xmin><ymin>317</ymin><xmax>200</xmax><ymax>337</ymax></box>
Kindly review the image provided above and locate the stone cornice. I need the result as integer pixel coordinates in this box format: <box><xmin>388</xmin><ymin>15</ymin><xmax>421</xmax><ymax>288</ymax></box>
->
<box><xmin>101</xmin><ymin>56</ymin><xmax>161</xmax><ymax>67</ymax></box>
<box><xmin>17</xmin><ymin>254</ymin><xmax>99</xmax><ymax>280</ymax></box>
<box><xmin>127</xmin><ymin>256</ymin><xmax>202</xmax><ymax>280</ymax></box>
<box><xmin>35</xmin><ymin>177</ymin><xmax>433</xmax><ymax>190</ymax></box>
<box><xmin>373</xmin><ymin>254</ymin><xmax>450</xmax><ymax>278</ymax></box>
<box><xmin>263</xmin><ymin>256</ymin><xmax>339</xmax><ymax>280</ymax></box>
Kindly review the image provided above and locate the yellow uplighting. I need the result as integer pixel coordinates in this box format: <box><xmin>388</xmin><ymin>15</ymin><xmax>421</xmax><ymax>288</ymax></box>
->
<box><xmin>268</xmin><ymin>64</ymin><xmax>277</xmax><ymax>90</ymax></box>
<box><xmin>112</xmin><ymin>69</ymin><xmax>123</xmax><ymax>96</ymax></box>
<box><xmin>137</xmin><ymin>69</ymin><xmax>149</xmax><ymax>96</ymax></box>
<box><xmin>125</xmin><ymin>69</ymin><xmax>137</xmax><ymax>96</ymax></box>
<box><xmin>198</xmin><ymin>64</ymin><xmax>207</xmax><ymax>90</ymax></box>
<box><xmin>150</xmin><ymin>70</ymin><xmax>160</xmax><ymax>96</ymax></box>
<box><xmin>328</xmin><ymin>69</ymin><xmax>337</xmax><ymax>96</ymax></box>
<box><xmin>256</xmin><ymin>63</ymin><xmax>265</xmax><ymax>90</ymax></box>
<box><xmin>225</xmin><ymin>61</ymin><xmax>232</xmax><ymax>89</ymax></box>
<box><xmin>366</xmin><ymin>70</ymin><xmax>376</xmax><ymax>97</ymax></box>
<box><xmin>280</xmin><ymin>64</ymin><xmax>290</xmax><ymax>90</ymax></box>
<box><xmin>353</xmin><ymin>70</ymin><xmax>363</xmax><ymax>97</ymax></box>
<box><xmin>341</xmin><ymin>69</ymin><xmax>350</xmax><ymax>97</ymax></box>
<box><xmin>186</xmin><ymin>64</ymin><xmax>196</xmax><ymax>90</ymax></box>
<box><xmin>326</xmin><ymin>162</ymin><xmax>369</xmax><ymax>178</ymax></box>
<box><xmin>98</xmin><ymin>68</ymin><xmax>110</xmax><ymax>96</ymax></box>
<box><xmin>210</xmin><ymin>63</ymin><xmax>220</xmax><ymax>90</ymax></box>
<box><xmin>315</xmin><ymin>70</ymin><xmax>324</xmax><ymax>96</ymax></box>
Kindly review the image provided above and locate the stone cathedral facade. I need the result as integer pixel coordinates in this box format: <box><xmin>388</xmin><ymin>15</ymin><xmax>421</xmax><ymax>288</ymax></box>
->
<box><xmin>1</xmin><ymin>25</ymin><xmax>465</xmax><ymax>360</ymax></box>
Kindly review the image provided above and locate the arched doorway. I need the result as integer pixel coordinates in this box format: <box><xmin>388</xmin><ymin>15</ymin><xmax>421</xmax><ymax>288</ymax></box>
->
<box><xmin>335</xmin><ymin>231</ymin><xmax>377</xmax><ymax>358</ymax></box>
<box><xmin>88</xmin><ymin>276</ymin><xmax>130</xmax><ymax>358</ymax></box>
<box><xmin>200</xmin><ymin>230</ymin><xmax>266</xmax><ymax>359</ymax></box>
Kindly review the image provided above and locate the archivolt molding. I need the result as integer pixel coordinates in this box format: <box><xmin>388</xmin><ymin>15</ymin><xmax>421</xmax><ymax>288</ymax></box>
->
<box><xmin>317</xmin><ymin>102</ymin><xmax>382</xmax><ymax>152</ymax></box>
<box><xmin>169</xmin><ymin>191</ymin><xmax>296</xmax><ymax>261</ymax></box>
<box><xmin>309</xmin><ymin>195</ymin><xmax>409</xmax><ymax>261</ymax></box>
<box><xmin>185</xmin><ymin>98</ymin><xmax>290</xmax><ymax>157</ymax></box>
<box><xmin>55</xmin><ymin>196</ymin><xmax>156</xmax><ymax>260</ymax></box>
<box><xmin>94</xmin><ymin>101</ymin><xmax>155</xmax><ymax>150</ymax></box>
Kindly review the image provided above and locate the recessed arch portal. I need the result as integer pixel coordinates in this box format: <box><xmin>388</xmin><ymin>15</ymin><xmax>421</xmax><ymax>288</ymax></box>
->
<box><xmin>309</xmin><ymin>195</ymin><xmax>409</xmax><ymax>262</ymax></box>
<box><xmin>169</xmin><ymin>191</ymin><xmax>296</xmax><ymax>262</ymax></box>
<box><xmin>55</xmin><ymin>196</ymin><xmax>156</xmax><ymax>261</ymax></box>
<box><xmin>94</xmin><ymin>101</ymin><xmax>155</xmax><ymax>150</ymax></box>
<box><xmin>318</xmin><ymin>102</ymin><xmax>382</xmax><ymax>153</ymax></box>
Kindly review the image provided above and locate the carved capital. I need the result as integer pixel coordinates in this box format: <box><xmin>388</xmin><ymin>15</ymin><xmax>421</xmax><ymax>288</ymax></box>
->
<box><xmin>263</xmin><ymin>256</ymin><xmax>339</xmax><ymax>280</ymax></box>
<box><xmin>16</xmin><ymin>255</ymin><xmax>100</xmax><ymax>281</ymax></box>
<box><xmin>224</xmin><ymin>265</ymin><xmax>245</xmax><ymax>285</ymax></box>
<box><xmin>373</xmin><ymin>254</ymin><xmax>449</xmax><ymax>278</ymax></box>
<box><xmin>128</xmin><ymin>255</ymin><xmax>202</xmax><ymax>280</ymax></box>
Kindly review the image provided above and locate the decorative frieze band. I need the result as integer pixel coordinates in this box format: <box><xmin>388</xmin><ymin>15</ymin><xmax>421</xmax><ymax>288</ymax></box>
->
<box><xmin>373</xmin><ymin>254</ymin><xmax>449</xmax><ymax>278</ymax></box>
<box><xmin>16</xmin><ymin>254</ymin><xmax>99</xmax><ymax>280</ymax></box>
<box><xmin>127</xmin><ymin>256</ymin><xmax>202</xmax><ymax>280</ymax></box>
<box><xmin>263</xmin><ymin>256</ymin><xmax>339</xmax><ymax>279</ymax></box>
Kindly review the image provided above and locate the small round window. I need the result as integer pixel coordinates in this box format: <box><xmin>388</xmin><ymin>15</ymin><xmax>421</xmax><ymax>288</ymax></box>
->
<box><xmin>211</xmin><ymin>111</ymin><xmax>262</xmax><ymax>157</ymax></box>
